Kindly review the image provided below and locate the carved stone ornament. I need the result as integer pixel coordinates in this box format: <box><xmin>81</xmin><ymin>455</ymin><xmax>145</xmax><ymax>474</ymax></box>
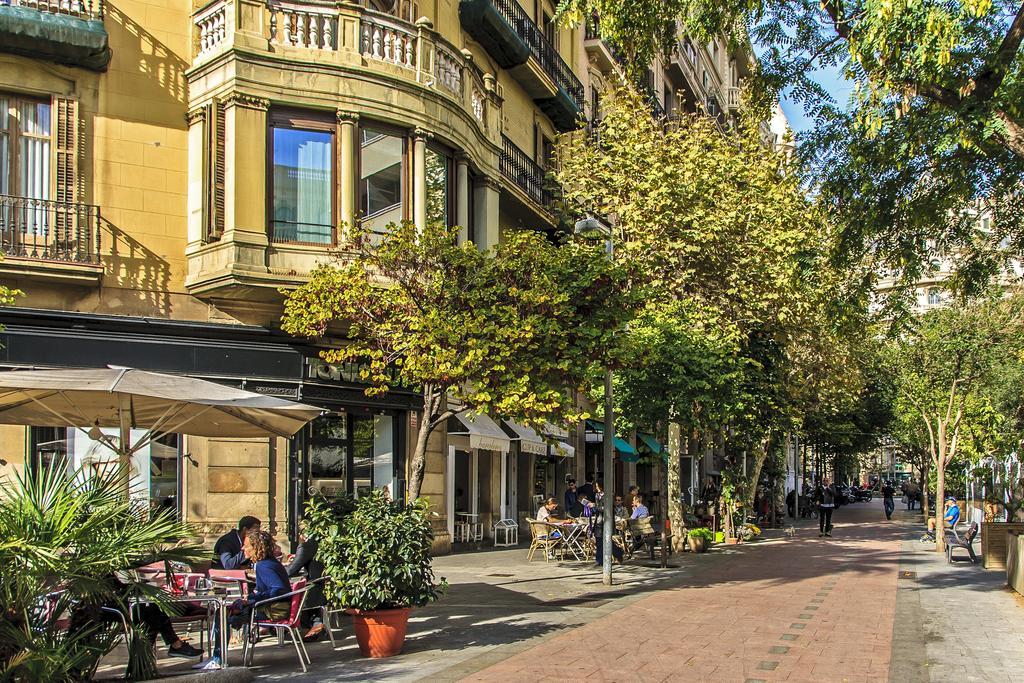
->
<box><xmin>223</xmin><ymin>93</ymin><xmax>270</xmax><ymax>111</ymax></box>
<box><xmin>185</xmin><ymin>108</ymin><xmax>207</xmax><ymax>125</ymax></box>
<box><xmin>336</xmin><ymin>110</ymin><xmax>360</xmax><ymax>124</ymax></box>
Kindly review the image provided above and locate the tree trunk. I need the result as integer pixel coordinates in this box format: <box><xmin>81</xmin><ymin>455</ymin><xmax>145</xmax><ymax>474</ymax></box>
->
<box><xmin>744</xmin><ymin>436</ymin><xmax>772</xmax><ymax>512</ymax></box>
<box><xmin>934</xmin><ymin>433</ymin><xmax>948</xmax><ymax>553</ymax></box>
<box><xmin>666</xmin><ymin>422</ymin><xmax>686</xmax><ymax>552</ymax></box>
<box><xmin>406</xmin><ymin>415</ymin><xmax>433</xmax><ymax>502</ymax></box>
<box><xmin>919</xmin><ymin>459</ymin><xmax>931</xmax><ymax>526</ymax></box>
<box><xmin>996</xmin><ymin>110</ymin><xmax>1024</xmax><ymax>159</ymax></box>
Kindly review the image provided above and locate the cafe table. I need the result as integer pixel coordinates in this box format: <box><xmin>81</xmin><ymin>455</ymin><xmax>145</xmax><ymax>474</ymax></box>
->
<box><xmin>555</xmin><ymin>521</ymin><xmax>588</xmax><ymax>562</ymax></box>
<box><xmin>133</xmin><ymin>585</ymin><xmax>231</xmax><ymax>668</ymax></box>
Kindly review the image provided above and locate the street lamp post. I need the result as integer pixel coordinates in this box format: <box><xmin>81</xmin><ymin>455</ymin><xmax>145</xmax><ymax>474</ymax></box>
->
<box><xmin>575</xmin><ymin>216</ymin><xmax>614</xmax><ymax>586</ymax></box>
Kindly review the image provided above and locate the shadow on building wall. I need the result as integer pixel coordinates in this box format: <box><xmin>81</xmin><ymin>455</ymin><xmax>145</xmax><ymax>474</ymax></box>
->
<box><xmin>102</xmin><ymin>218</ymin><xmax>171</xmax><ymax>315</ymax></box>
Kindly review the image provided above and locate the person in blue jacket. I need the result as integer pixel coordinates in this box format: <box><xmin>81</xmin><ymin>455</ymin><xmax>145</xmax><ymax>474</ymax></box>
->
<box><xmin>197</xmin><ymin>530</ymin><xmax>292</xmax><ymax>670</ymax></box>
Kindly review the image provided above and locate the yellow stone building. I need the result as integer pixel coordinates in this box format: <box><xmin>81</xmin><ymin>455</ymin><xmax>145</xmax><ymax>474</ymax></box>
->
<box><xmin>0</xmin><ymin>0</ymin><xmax>769</xmax><ymax>552</ymax></box>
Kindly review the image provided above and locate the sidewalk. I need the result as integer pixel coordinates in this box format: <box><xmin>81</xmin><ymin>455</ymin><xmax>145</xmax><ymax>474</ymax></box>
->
<box><xmin>95</xmin><ymin>501</ymin><xmax>1024</xmax><ymax>682</ymax></box>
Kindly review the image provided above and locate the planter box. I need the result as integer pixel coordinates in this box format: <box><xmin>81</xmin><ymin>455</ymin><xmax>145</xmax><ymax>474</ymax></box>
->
<box><xmin>981</xmin><ymin>522</ymin><xmax>1024</xmax><ymax>570</ymax></box>
<box><xmin>1008</xmin><ymin>532</ymin><xmax>1024</xmax><ymax>597</ymax></box>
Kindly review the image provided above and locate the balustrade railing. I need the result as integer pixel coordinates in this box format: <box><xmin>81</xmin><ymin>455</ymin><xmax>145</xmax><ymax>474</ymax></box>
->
<box><xmin>194</xmin><ymin>1</ymin><xmax>227</xmax><ymax>57</ymax></box>
<box><xmin>725</xmin><ymin>86</ymin><xmax>740</xmax><ymax>110</ymax></box>
<box><xmin>500</xmin><ymin>135</ymin><xmax>553</xmax><ymax>210</ymax></box>
<box><xmin>5</xmin><ymin>0</ymin><xmax>103</xmax><ymax>20</ymax></box>
<box><xmin>269</xmin><ymin>0</ymin><xmax>338</xmax><ymax>50</ymax></box>
<box><xmin>360</xmin><ymin>12</ymin><xmax>416</xmax><ymax>66</ymax></box>
<box><xmin>433</xmin><ymin>42</ymin><xmax>463</xmax><ymax>98</ymax></box>
<box><xmin>0</xmin><ymin>195</ymin><xmax>101</xmax><ymax>264</ymax></box>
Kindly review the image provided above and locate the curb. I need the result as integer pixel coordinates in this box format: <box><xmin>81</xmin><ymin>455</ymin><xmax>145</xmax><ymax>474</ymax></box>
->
<box><xmin>163</xmin><ymin>668</ymin><xmax>254</xmax><ymax>683</ymax></box>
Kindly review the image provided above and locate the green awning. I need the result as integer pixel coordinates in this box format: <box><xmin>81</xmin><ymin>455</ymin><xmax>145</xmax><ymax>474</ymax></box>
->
<box><xmin>586</xmin><ymin>420</ymin><xmax>638</xmax><ymax>460</ymax></box>
<box><xmin>638</xmin><ymin>434</ymin><xmax>663</xmax><ymax>454</ymax></box>
<box><xmin>0</xmin><ymin>6</ymin><xmax>111</xmax><ymax>71</ymax></box>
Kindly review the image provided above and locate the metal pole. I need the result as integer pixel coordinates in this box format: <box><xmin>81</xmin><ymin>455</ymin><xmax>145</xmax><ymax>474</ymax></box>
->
<box><xmin>602</xmin><ymin>367</ymin><xmax>614</xmax><ymax>586</ymax></box>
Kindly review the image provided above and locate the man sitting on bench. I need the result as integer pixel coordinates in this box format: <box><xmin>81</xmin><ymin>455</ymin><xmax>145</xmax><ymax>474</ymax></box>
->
<box><xmin>925</xmin><ymin>497</ymin><xmax>960</xmax><ymax>541</ymax></box>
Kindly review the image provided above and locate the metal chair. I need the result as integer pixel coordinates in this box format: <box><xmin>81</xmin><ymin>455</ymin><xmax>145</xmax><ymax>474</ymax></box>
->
<box><xmin>241</xmin><ymin>579</ymin><xmax>313</xmax><ymax>672</ymax></box>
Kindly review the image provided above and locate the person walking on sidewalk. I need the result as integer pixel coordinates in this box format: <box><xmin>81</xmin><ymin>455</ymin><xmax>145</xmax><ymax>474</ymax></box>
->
<box><xmin>817</xmin><ymin>479</ymin><xmax>836</xmax><ymax>537</ymax></box>
<box><xmin>882</xmin><ymin>480</ymin><xmax>896</xmax><ymax>520</ymax></box>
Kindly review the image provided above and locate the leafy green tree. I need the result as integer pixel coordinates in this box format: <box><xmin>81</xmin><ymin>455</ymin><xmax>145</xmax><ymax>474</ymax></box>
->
<box><xmin>559</xmin><ymin>90</ymin><xmax>864</xmax><ymax>534</ymax></box>
<box><xmin>559</xmin><ymin>0</ymin><xmax>1024</xmax><ymax>292</ymax></box>
<box><xmin>281</xmin><ymin>221</ymin><xmax>635</xmax><ymax>501</ymax></box>
<box><xmin>0</xmin><ymin>463</ymin><xmax>202</xmax><ymax>681</ymax></box>
<box><xmin>885</xmin><ymin>292</ymin><xmax>1023</xmax><ymax>550</ymax></box>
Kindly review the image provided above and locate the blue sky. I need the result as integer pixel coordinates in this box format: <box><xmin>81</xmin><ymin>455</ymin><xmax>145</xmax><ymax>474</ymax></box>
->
<box><xmin>778</xmin><ymin>64</ymin><xmax>854</xmax><ymax>134</ymax></box>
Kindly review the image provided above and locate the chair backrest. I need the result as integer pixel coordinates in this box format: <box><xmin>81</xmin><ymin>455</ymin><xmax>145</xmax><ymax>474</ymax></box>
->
<box><xmin>630</xmin><ymin>516</ymin><xmax>656</xmax><ymax>536</ymax></box>
<box><xmin>286</xmin><ymin>579</ymin><xmax>308</xmax><ymax>627</ymax></box>
<box><xmin>208</xmin><ymin>568</ymin><xmax>248</xmax><ymax>597</ymax></box>
<box><xmin>965</xmin><ymin>521</ymin><xmax>979</xmax><ymax>543</ymax></box>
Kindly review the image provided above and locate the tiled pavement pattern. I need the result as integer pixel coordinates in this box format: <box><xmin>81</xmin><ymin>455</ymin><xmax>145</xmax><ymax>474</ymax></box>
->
<box><xmin>462</xmin><ymin>502</ymin><xmax>904</xmax><ymax>682</ymax></box>
<box><xmin>96</xmin><ymin>501</ymin><xmax>1024</xmax><ymax>682</ymax></box>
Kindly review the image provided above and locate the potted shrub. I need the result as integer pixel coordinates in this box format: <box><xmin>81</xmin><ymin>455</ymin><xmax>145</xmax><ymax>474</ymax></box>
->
<box><xmin>311</xmin><ymin>490</ymin><xmax>446</xmax><ymax>658</ymax></box>
<box><xmin>714</xmin><ymin>531</ymin><xmax>725</xmax><ymax>544</ymax></box>
<box><xmin>687</xmin><ymin>527</ymin><xmax>713</xmax><ymax>553</ymax></box>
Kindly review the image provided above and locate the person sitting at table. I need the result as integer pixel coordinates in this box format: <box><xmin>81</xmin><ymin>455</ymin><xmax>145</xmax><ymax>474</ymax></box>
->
<box><xmin>286</xmin><ymin>518</ymin><xmax>326</xmax><ymax>642</ymax></box>
<box><xmin>198</xmin><ymin>530</ymin><xmax>292</xmax><ymax>671</ymax></box>
<box><xmin>613</xmin><ymin>494</ymin><xmax>629</xmax><ymax>520</ymax></box>
<box><xmin>211</xmin><ymin>515</ymin><xmax>261</xmax><ymax>570</ymax></box>
<box><xmin>537</xmin><ymin>497</ymin><xmax>561</xmax><ymax>523</ymax></box>
<box><xmin>630</xmin><ymin>494</ymin><xmax>650</xmax><ymax>519</ymax></box>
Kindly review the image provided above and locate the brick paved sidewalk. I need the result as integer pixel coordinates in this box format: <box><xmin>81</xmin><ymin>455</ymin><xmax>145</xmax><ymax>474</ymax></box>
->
<box><xmin>462</xmin><ymin>501</ymin><xmax>904</xmax><ymax>683</ymax></box>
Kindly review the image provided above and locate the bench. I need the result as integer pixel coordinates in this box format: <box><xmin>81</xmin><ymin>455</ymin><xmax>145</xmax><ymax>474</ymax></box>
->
<box><xmin>945</xmin><ymin>521</ymin><xmax>979</xmax><ymax>564</ymax></box>
<box><xmin>628</xmin><ymin>516</ymin><xmax>673</xmax><ymax>566</ymax></box>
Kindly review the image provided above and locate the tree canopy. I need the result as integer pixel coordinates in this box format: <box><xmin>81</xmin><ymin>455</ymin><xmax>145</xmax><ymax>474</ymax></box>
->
<box><xmin>559</xmin><ymin>0</ymin><xmax>1024</xmax><ymax>293</ymax></box>
<box><xmin>281</xmin><ymin>221</ymin><xmax>635</xmax><ymax>500</ymax></box>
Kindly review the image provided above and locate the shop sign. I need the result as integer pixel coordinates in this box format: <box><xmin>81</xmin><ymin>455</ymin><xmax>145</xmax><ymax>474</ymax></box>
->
<box><xmin>306</xmin><ymin>358</ymin><xmax>405</xmax><ymax>387</ymax></box>
<box><xmin>248</xmin><ymin>383</ymin><xmax>300</xmax><ymax>400</ymax></box>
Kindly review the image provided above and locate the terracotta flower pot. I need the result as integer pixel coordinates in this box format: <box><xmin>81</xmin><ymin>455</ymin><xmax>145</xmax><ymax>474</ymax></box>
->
<box><xmin>348</xmin><ymin>607</ymin><xmax>411</xmax><ymax>658</ymax></box>
<box><xmin>724</xmin><ymin>537</ymin><xmax>739</xmax><ymax>545</ymax></box>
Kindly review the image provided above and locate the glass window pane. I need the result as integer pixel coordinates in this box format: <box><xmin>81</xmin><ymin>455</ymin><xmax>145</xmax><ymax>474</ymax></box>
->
<box><xmin>351</xmin><ymin>416</ymin><xmax>374</xmax><ymax>497</ymax></box>
<box><xmin>360</xmin><ymin>128</ymin><xmax>404</xmax><ymax>236</ymax></box>
<box><xmin>425</xmin><ymin>149</ymin><xmax>449</xmax><ymax>228</ymax></box>
<box><xmin>150</xmin><ymin>433</ymin><xmax>180</xmax><ymax>516</ymax></box>
<box><xmin>310</xmin><ymin>414</ymin><xmax>347</xmax><ymax>485</ymax></box>
<box><xmin>272</xmin><ymin>127</ymin><xmax>333</xmax><ymax>244</ymax></box>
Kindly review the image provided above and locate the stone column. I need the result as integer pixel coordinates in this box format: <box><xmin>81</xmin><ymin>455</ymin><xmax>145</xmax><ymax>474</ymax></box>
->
<box><xmin>223</xmin><ymin>93</ymin><xmax>270</xmax><ymax>264</ymax></box>
<box><xmin>337</xmin><ymin>111</ymin><xmax>359</xmax><ymax>234</ymax></box>
<box><xmin>185</xmin><ymin>107</ymin><xmax>207</xmax><ymax>249</ymax></box>
<box><xmin>473</xmin><ymin>174</ymin><xmax>500</xmax><ymax>250</ymax></box>
<box><xmin>455</xmin><ymin>155</ymin><xmax>470</xmax><ymax>243</ymax></box>
<box><xmin>412</xmin><ymin>128</ymin><xmax>430</xmax><ymax>229</ymax></box>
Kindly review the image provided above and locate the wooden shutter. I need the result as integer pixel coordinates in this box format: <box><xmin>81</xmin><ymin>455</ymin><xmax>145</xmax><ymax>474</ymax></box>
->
<box><xmin>54</xmin><ymin>96</ymin><xmax>78</xmax><ymax>204</ymax></box>
<box><xmin>53</xmin><ymin>97</ymin><xmax>80</xmax><ymax>254</ymax></box>
<box><xmin>205</xmin><ymin>100</ymin><xmax>225</xmax><ymax>241</ymax></box>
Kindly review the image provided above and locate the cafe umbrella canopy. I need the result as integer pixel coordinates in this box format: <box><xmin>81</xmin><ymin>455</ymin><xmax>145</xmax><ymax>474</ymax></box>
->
<box><xmin>0</xmin><ymin>366</ymin><xmax>323</xmax><ymax>478</ymax></box>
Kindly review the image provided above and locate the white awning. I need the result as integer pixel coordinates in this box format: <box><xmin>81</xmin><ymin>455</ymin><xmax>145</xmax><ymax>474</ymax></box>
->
<box><xmin>449</xmin><ymin>411</ymin><xmax>511</xmax><ymax>453</ymax></box>
<box><xmin>502</xmin><ymin>420</ymin><xmax>547</xmax><ymax>455</ymax></box>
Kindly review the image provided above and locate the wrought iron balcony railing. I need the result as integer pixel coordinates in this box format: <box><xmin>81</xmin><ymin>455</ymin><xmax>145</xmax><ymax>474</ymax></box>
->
<box><xmin>0</xmin><ymin>195</ymin><xmax>102</xmax><ymax>264</ymax></box>
<box><xmin>489</xmin><ymin>0</ymin><xmax>583</xmax><ymax>110</ymax></box>
<box><xmin>500</xmin><ymin>135</ymin><xmax>554</xmax><ymax>210</ymax></box>
<box><xmin>4</xmin><ymin>0</ymin><xmax>104</xmax><ymax>20</ymax></box>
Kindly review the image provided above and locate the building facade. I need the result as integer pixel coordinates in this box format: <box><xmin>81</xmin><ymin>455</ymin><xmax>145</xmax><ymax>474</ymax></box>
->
<box><xmin>0</xmin><ymin>0</ymin><xmax>771</xmax><ymax>552</ymax></box>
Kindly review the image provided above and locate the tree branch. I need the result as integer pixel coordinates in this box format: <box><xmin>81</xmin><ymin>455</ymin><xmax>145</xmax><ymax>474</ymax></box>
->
<box><xmin>973</xmin><ymin>2</ymin><xmax>1024</xmax><ymax>101</ymax></box>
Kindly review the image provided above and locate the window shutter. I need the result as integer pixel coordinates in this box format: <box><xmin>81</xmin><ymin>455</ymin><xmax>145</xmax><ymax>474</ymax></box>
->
<box><xmin>205</xmin><ymin>100</ymin><xmax>225</xmax><ymax>241</ymax></box>
<box><xmin>54</xmin><ymin>96</ymin><xmax>79</xmax><ymax>204</ymax></box>
<box><xmin>53</xmin><ymin>97</ymin><xmax>80</xmax><ymax>255</ymax></box>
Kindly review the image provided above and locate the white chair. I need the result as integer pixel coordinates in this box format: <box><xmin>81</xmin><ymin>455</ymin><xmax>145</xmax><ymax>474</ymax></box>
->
<box><xmin>493</xmin><ymin>519</ymin><xmax>519</xmax><ymax>547</ymax></box>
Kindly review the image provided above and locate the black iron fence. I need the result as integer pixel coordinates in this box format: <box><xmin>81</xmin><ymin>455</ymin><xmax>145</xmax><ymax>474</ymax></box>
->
<box><xmin>0</xmin><ymin>194</ymin><xmax>102</xmax><ymax>264</ymax></box>
<box><xmin>490</xmin><ymin>0</ymin><xmax>583</xmax><ymax>110</ymax></box>
<box><xmin>500</xmin><ymin>135</ymin><xmax>554</xmax><ymax>210</ymax></box>
<box><xmin>7</xmin><ymin>0</ymin><xmax>104</xmax><ymax>20</ymax></box>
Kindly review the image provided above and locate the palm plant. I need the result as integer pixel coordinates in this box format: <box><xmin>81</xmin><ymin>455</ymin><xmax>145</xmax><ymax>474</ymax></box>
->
<box><xmin>0</xmin><ymin>460</ymin><xmax>202</xmax><ymax>681</ymax></box>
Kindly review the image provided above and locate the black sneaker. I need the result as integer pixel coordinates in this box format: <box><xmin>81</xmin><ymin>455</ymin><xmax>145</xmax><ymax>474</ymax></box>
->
<box><xmin>168</xmin><ymin>642</ymin><xmax>203</xmax><ymax>659</ymax></box>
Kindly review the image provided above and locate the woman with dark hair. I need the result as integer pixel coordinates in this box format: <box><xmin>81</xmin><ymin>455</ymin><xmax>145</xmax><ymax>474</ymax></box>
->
<box><xmin>196</xmin><ymin>531</ymin><xmax>292</xmax><ymax>671</ymax></box>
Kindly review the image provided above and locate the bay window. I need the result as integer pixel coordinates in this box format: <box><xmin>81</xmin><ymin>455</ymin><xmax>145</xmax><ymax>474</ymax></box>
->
<box><xmin>270</xmin><ymin>111</ymin><xmax>335</xmax><ymax>245</ymax></box>
<box><xmin>359</xmin><ymin>126</ymin><xmax>405</xmax><ymax>236</ymax></box>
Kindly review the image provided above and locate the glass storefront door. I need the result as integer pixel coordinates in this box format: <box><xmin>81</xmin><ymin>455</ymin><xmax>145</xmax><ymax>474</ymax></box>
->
<box><xmin>291</xmin><ymin>410</ymin><xmax>403</xmax><ymax>541</ymax></box>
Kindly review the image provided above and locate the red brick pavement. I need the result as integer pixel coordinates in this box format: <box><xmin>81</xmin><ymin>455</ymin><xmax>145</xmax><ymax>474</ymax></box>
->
<box><xmin>462</xmin><ymin>501</ymin><xmax>902</xmax><ymax>682</ymax></box>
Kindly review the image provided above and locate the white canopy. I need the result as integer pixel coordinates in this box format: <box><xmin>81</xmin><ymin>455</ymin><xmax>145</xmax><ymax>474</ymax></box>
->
<box><xmin>0</xmin><ymin>366</ymin><xmax>323</xmax><ymax>458</ymax></box>
<box><xmin>449</xmin><ymin>411</ymin><xmax>510</xmax><ymax>453</ymax></box>
<box><xmin>502</xmin><ymin>419</ymin><xmax>547</xmax><ymax>455</ymax></box>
